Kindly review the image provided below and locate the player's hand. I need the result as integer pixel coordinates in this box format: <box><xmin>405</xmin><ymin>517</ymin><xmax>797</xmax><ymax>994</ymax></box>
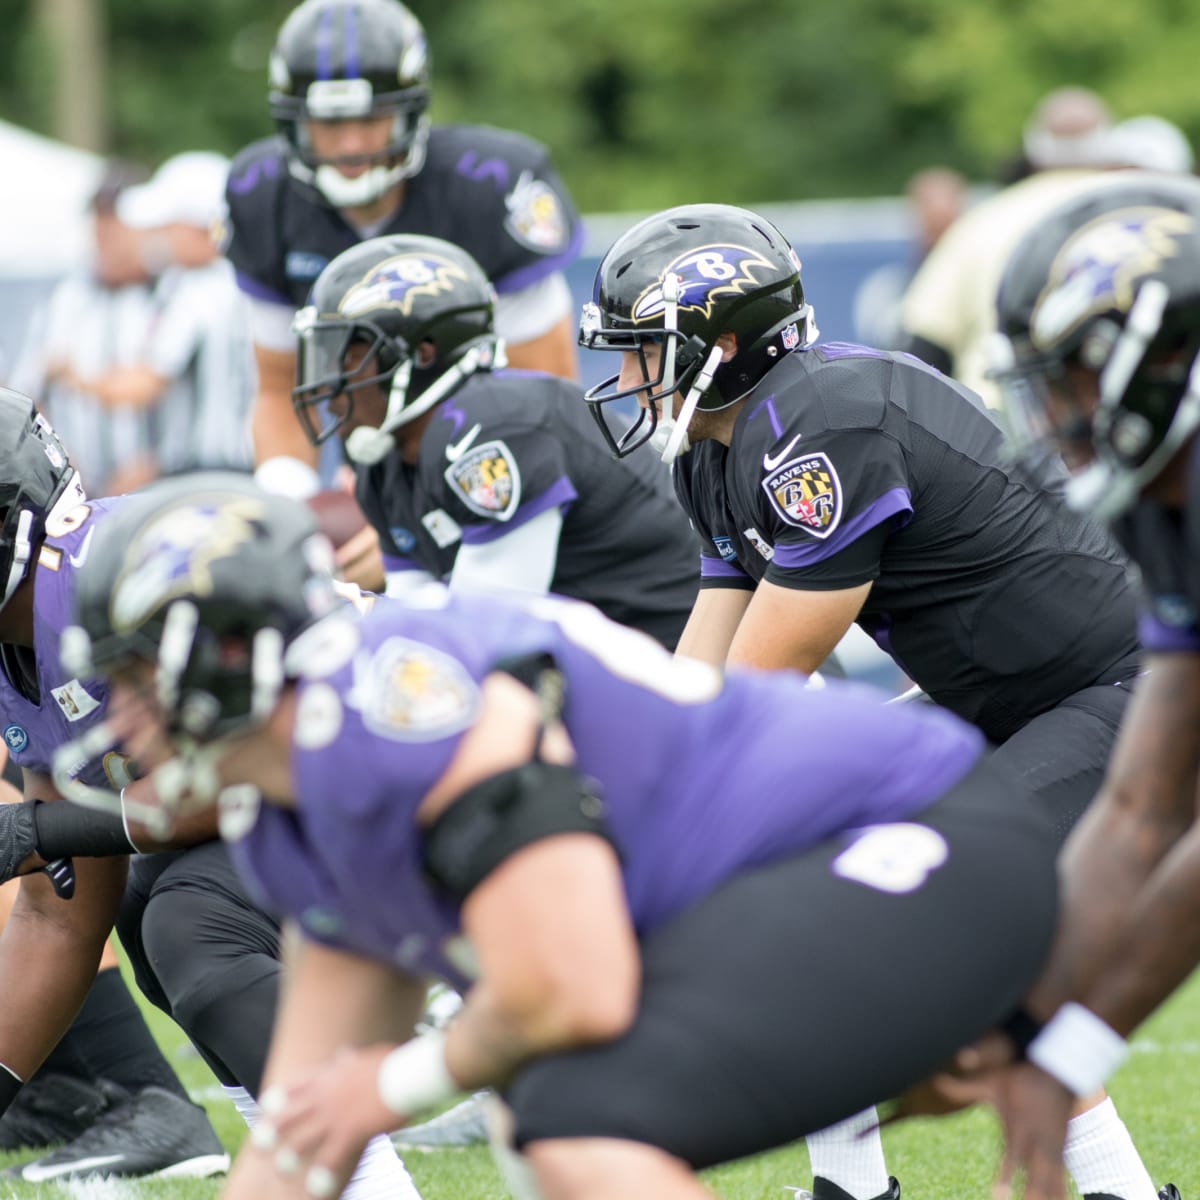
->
<box><xmin>882</xmin><ymin>1029</ymin><xmax>1017</xmax><ymax>1124</ymax></box>
<box><xmin>991</xmin><ymin>1063</ymin><xmax>1072</xmax><ymax>1200</ymax></box>
<box><xmin>335</xmin><ymin>524</ymin><xmax>385</xmax><ymax>592</ymax></box>
<box><xmin>253</xmin><ymin>1045</ymin><xmax>399</xmax><ymax>1199</ymax></box>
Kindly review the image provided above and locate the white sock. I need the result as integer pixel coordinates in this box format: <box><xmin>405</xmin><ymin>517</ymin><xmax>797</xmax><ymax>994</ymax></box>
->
<box><xmin>1063</xmin><ymin>1097</ymin><xmax>1157</xmax><ymax>1200</ymax></box>
<box><xmin>342</xmin><ymin>1133</ymin><xmax>423</xmax><ymax>1200</ymax></box>
<box><xmin>220</xmin><ymin>1083</ymin><xmax>260</xmax><ymax>1129</ymax></box>
<box><xmin>222</xmin><ymin>1084</ymin><xmax>423</xmax><ymax>1199</ymax></box>
<box><xmin>805</xmin><ymin>1107</ymin><xmax>890</xmax><ymax>1199</ymax></box>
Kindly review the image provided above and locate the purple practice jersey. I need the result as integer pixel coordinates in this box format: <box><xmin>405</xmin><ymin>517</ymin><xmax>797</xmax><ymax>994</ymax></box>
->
<box><xmin>229</xmin><ymin>589</ymin><xmax>985</xmax><ymax>989</ymax></box>
<box><xmin>0</xmin><ymin>496</ymin><xmax>123</xmax><ymax>788</ymax></box>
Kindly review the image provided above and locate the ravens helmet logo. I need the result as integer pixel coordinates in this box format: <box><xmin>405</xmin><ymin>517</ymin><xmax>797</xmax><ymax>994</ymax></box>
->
<box><xmin>339</xmin><ymin>253</ymin><xmax>470</xmax><ymax>319</ymax></box>
<box><xmin>108</xmin><ymin>497</ymin><xmax>265</xmax><ymax>634</ymax></box>
<box><xmin>632</xmin><ymin>243</ymin><xmax>777</xmax><ymax>324</ymax></box>
<box><xmin>1032</xmin><ymin>207</ymin><xmax>1195</xmax><ymax>349</ymax></box>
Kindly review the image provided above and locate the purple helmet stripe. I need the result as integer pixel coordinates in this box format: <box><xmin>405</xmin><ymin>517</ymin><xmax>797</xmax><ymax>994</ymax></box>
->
<box><xmin>316</xmin><ymin>3</ymin><xmax>335</xmax><ymax>80</ymax></box>
<box><xmin>343</xmin><ymin>1</ymin><xmax>360</xmax><ymax>79</ymax></box>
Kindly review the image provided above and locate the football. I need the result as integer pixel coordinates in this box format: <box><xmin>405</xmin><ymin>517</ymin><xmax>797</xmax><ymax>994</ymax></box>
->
<box><xmin>306</xmin><ymin>488</ymin><xmax>370</xmax><ymax>548</ymax></box>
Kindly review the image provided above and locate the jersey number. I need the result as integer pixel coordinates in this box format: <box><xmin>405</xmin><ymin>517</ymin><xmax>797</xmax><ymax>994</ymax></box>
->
<box><xmin>833</xmin><ymin>823</ymin><xmax>949</xmax><ymax>894</ymax></box>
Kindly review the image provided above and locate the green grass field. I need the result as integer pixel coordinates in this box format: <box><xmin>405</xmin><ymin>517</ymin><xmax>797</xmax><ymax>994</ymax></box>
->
<box><xmin>3</xmin><ymin>968</ymin><xmax>1198</xmax><ymax>1200</ymax></box>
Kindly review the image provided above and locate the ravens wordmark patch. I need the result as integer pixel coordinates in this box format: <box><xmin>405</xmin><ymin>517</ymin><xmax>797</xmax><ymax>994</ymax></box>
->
<box><xmin>443</xmin><ymin>439</ymin><xmax>522</xmax><ymax>521</ymax></box>
<box><xmin>762</xmin><ymin>451</ymin><xmax>843</xmax><ymax>538</ymax></box>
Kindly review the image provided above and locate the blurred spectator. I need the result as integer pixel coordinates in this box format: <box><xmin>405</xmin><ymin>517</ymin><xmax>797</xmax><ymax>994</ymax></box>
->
<box><xmin>10</xmin><ymin>153</ymin><xmax>253</xmax><ymax>496</ymax></box>
<box><xmin>854</xmin><ymin>166</ymin><xmax>969</xmax><ymax>349</ymax></box>
<box><xmin>896</xmin><ymin>88</ymin><xmax>1193</xmax><ymax>415</ymax></box>
<box><xmin>1108</xmin><ymin>115</ymin><xmax>1195</xmax><ymax>174</ymax></box>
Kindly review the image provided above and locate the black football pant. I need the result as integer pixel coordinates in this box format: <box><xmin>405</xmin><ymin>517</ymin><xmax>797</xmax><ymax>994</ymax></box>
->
<box><xmin>117</xmin><ymin>840</ymin><xmax>281</xmax><ymax>1094</ymax></box>
<box><xmin>506</xmin><ymin>756</ymin><xmax>1059</xmax><ymax>1168</ymax></box>
<box><xmin>991</xmin><ymin>670</ymin><xmax>1136</xmax><ymax>846</ymax></box>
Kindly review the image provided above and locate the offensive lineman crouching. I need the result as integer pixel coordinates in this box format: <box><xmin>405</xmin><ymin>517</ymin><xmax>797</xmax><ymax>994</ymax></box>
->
<box><xmin>59</xmin><ymin>473</ymin><xmax>1064</xmax><ymax>1200</ymax></box>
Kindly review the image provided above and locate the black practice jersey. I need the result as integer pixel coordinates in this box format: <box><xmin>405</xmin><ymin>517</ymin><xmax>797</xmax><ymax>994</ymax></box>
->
<box><xmin>224</xmin><ymin>125</ymin><xmax>582</xmax><ymax>308</ymax></box>
<box><xmin>357</xmin><ymin>369</ymin><xmax>699</xmax><ymax>649</ymax></box>
<box><xmin>674</xmin><ymin>342</ymin><xmax>1141</xmax><ymax>740</ymax></box>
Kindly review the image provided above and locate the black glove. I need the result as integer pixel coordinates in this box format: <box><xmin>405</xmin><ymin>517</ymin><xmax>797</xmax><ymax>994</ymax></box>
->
<box><xmin>0</xmin><ymin>801</ymin><xmax>39</xmax><ymax>885</ymax></box>
<box><xmin>0</xmin><ymin>801</ymin><xmax>75</xmax><ymax>899</ymax></box>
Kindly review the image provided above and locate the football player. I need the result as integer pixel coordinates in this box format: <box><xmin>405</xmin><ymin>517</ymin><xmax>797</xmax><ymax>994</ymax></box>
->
<box><xmin>226</xmin><ymin>0</ymin><xmax>583</xmax><ymax>517</ymax></box>
<box><xmin>291</xmin><ymin>233</ymin><xmax>698</xmax><ymax>648</ymax></box>
<box><xmin>971</xmin><ymin>173</ymin><xmax>1200</xmax><ymax>1199</ymax></box>
<box><xmin>579</xmin><ymin>203</ymin><xmax>1162</xmax><ymax>1200</ymax></box>
<box><xmin>0</xmin><ymin>391</ymin><xmax>421</xmax><ymax>1196</ymax></box>
<box><xmin>62</xmin><ymin>473</ymin><xmax>1065</xmax><ymax>1200</ymax></box>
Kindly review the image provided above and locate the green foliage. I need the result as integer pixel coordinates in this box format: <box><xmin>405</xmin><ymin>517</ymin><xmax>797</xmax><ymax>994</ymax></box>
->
<box><xmin>2</xmin><ymin>0</ymin><xmax>1200</xmax><ymax>205</ymax></box>
<box><xmin>3</xmin><ymin>969</ymin><xmax>1200</xmax><ymax>1197</ymax></box>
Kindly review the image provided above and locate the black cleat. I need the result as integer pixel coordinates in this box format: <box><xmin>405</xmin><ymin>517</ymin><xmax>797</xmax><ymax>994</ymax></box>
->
<box><xmin>3</xmin><ymin>1084</ymin><xmax>229</xmax><ymax>1181</ymax></box>
<box><xmin>788</xmin><ymin>1176</ymin><xmax>901</xmax><ymax>1200</ymax></box>
<box><xmin>0</xmin><ymin>1073</ymin><xmax>117</xmax><ymax>1151</ymax></box>
<box><xmin>1086</xmin><ymin>1187</ymin><xmax>1181</xmax><ymax>1200</ymax></box>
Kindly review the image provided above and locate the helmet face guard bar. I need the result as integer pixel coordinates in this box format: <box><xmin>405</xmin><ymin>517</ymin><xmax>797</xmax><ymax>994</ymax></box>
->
<box><xmin>1067</xmin><ymin>280</ymin><xmax>1200</xmax><ymax>520</ymax></box>
<box><xmin>579</xmin><ymin>279</ymin><xmax>707</xmax><ymax>459</ymax></box>
<box><xmin>292</xmin><ymin>310</ymin><xmax>410</xmax><ymax>447</ymax></box>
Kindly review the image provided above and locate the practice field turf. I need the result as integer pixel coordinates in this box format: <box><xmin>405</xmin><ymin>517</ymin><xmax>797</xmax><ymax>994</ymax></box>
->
<box><xmin>3</xmin><ymin>967</ymin><xmax>1198</xmax><ymax>1200</ymax></box>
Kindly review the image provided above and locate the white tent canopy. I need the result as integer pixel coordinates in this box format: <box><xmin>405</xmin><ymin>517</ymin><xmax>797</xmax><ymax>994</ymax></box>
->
<box><xmin>0</xmin><ymin>119</ymin><xmax>102</xmax><ymax>277</ymax></box>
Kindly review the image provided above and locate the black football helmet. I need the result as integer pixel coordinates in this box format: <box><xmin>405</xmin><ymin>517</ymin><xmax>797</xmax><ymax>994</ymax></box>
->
<box><xmin>56</xmin><ymin>473</ymin><xmax>344</xmax><ymax>827</ymax></box>
<box><xmin>269</xmin><ymin>0</ymin><xmax>431</xmax><ymax>208</ymax></box>
<box><xmin>580</xmin><ymin>203</ymin><xmax>815</xmax><ymax>461</ymax></box>
<box><xmin>995</xmin><ymin>174</ymin><xmax>1200</xmax><ymax>519</ymax></box>
<box><xmin>0</xmin><ymin>388</ymin><xmax>82</xmax><ymax>612</ymax></box>
<box><xmin>293</xmin><ymin>234</ymin><xmax>500</xmax><ymax>465</ymax></box>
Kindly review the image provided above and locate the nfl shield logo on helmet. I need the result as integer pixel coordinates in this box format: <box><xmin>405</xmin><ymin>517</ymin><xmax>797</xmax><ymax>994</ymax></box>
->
<box><xmin>762</xmin><ymin>451</ymin><xmax>842</xmax><ymax>537</ymax></box>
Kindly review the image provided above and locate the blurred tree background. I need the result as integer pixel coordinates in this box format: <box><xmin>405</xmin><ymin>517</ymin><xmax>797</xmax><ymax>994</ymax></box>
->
<box><xmin>3</xmin><ymin>0</ymin><xmax>1200</xmax><ymax>208</ymax></box>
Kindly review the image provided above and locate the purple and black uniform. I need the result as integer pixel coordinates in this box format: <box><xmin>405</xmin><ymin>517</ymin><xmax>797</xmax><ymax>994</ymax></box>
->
<box><xmin>224</xmin><ymin>127</ymin><xmax>582</xmax><ymax>310</ymax></box>
<box><xmin>229</xmin><ymin>589</ymin><xmax>1060</xmax><ymax>1163</ymax></box>
<box><xmin>356</xmin><ymin>369</ymin><xmax>698</xmax><ymax>647</ymax></box>
<box><xmin>675</xmin><ymin>343</ymin><xmax>1142</xmax><ymax>838</ymax></box>
<box><xmin>0</xmin><ymin>505</ymin><xmax>284</xmax><ymax>1098</ymax></box>
<box><xmin>0</xmin><ymin>499</ymin><xmax>119</xmax><ymax>789</ymax></box>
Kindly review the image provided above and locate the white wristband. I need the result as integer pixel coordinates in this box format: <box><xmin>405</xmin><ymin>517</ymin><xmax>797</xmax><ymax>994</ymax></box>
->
<box><xmin>1027</xmin><ymin>1002</ymin><xmax>1129</xmax><ymax>1096</ymax></box>
<box><xmin>377</xmin><ymin>1032</ymin><xmax>458</xmax><ymax>1118</ymax></box>
<box><xmin>254</xmin><ymin>456</ymin><xmax>321</xmax><ymax>500</ymax></box>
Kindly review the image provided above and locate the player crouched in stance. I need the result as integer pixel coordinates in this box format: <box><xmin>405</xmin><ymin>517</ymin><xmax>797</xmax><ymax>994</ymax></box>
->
<box><xmin>963</xmin><ymin>172</ymin><xmax>1200</xmax><ymax>1199</ymax></box>
<box><xmin>290</xmin><ymin>232</ymin><xmax>698</xmax><ymax>648</ymax></box>
<box><xmin>59</xmin><ymin>472</ymin><xmax>1068</xmax><ymax>1200</ymax></box>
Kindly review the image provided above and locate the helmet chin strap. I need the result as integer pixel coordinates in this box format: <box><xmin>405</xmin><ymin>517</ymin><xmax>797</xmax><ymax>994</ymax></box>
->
<box><xmin>652</xmin><ymin>345</ymin><xmax>724</xmax><ymax>463</ymax></box>
<box><xmin>345</xmin><ymin>344</ymin><xmax>492</xmax><ymax>465</ymax></box>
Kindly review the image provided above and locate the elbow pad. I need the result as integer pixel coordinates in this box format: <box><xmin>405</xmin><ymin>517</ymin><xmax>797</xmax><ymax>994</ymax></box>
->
<box><xmin>421</xmin><ymin>761</ymin><xmax>612</xmax><ymax>903</ymax></box>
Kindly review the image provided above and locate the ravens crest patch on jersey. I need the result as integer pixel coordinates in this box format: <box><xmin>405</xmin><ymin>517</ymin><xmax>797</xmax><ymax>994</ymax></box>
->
<box><xmin>504</xmin><ymin>169</ymin><xmax>570</xmax><ymax>253</ymax></box>
<box><xmin>443</xmin><ymin>439</ymin><xmax>521</xmax><ymax>521</ymax></box>
<box><xmin>632</xmin><ymin>244</ymin><xmax>775</xmax><ymax>324</ymax></box>
<box><xmin>762</xmin><ymin>451</ymin><xmax>843</xmax><ymax>537</ymax></box>
<box><xmin>360</xmin><ymin>636</ymin><xmax>479</xmax><ymax>742</ymax></box>
<box><xmin>340</xmin><ymin>252</ymin><xmax>471</xmax><ymax>319</ymax></box>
